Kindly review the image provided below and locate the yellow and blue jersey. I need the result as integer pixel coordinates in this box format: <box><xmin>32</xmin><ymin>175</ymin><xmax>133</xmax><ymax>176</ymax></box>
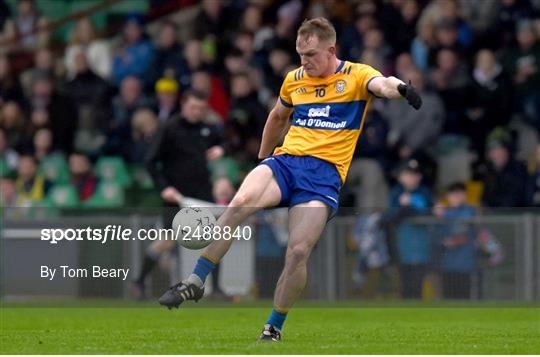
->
<box><xmin>275</xmin><ymin>60</ymin><xmax>382</xmax><ymax>183</ymax></box>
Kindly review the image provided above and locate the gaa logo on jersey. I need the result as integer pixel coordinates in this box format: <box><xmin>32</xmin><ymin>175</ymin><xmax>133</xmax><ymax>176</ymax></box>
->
<box><xmin>335</xmin><ymin>79</ymin><xmax>347</xmax><ymax>93</ymax></box>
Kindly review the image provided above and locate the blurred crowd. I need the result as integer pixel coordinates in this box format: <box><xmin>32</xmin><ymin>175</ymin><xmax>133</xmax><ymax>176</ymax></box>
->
<box><xmin>1</xmin><ymin>0</ymin><xmax>540</xmax><ymax>212</ymax></box>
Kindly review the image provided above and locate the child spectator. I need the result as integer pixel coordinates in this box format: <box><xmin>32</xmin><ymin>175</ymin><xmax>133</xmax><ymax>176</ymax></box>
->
<box><xmin>388</xmin><ymin>159</ymin><xmax>433</xmax><ymax>299</ymax></box>
<box><xmin>434</xmin><ymin>182</ymin><xmax>478</xmax><ymax>299</ymax></box>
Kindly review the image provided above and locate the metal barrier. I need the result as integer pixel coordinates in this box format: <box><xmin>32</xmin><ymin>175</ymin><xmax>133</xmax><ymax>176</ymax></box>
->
<box><xmin>1</xmin><ymin>209</ymin><xmax>539</xmax><ymax>301</ymax></box>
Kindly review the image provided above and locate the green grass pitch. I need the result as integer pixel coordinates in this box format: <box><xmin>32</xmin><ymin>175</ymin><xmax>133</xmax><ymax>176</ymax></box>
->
<box><xmin>1</xmin><ymin>301</ymin><xmax>539</xmax><ymax>354</ymax></box>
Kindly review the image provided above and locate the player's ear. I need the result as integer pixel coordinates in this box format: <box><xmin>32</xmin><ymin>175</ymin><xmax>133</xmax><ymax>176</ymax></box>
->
<box><xmin>328</xmin><ymin>45</ymin><xmax>336</xmax><ymax>58</ymax></box>
<box><xmin>328</xmin><ymin>45</ymin><xmax>336</xmax><ymax>56</ymax></box>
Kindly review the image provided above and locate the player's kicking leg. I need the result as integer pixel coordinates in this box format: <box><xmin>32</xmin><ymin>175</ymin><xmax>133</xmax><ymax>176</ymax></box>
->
<box><xmin>260</xmin><ymin>200</ymin><xmax>329</xmax><ymax>341</ymax></box>
<box><xmin>158</xmin><ymin>165</ymin><xmax>281</xmax><ymax>308</ymax></box>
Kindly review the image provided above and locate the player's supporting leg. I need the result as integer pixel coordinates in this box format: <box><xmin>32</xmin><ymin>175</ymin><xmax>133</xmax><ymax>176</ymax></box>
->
<box><xmin>261</xmin><ymin>200</ymin><xmax>329</xmax><ymax>341</ymax></box>
<box><xmin>158</xmin><ymin>165</ymin><xmax>281</xmax><ymax>308</ymax></box>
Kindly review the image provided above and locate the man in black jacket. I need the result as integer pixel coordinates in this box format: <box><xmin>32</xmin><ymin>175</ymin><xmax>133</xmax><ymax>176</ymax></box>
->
<box><xmin>133</xmin><ymin>90</ymin><xmax>226</xmax><ymax>299</ymax></box>
<box><xmin>481</xmin><ymin>136</ymin><xmax>530</xmax><ymax>208</ymax></box>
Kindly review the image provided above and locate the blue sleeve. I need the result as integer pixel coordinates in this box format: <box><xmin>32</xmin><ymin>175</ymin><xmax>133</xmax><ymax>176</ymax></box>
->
<box><xmin>133</xmin><ymin>41</ymin><xmax>155</xmax><ymax>77</ymax></box>
<box><xmin>389</xmin><ymin>186</ymin><xmax>402</xmax><ymax>208</ymax></box>
<box><xmin>111</xmin><ymin>54</ymin><xmax>127</xmax><ymax>84</ymax></box>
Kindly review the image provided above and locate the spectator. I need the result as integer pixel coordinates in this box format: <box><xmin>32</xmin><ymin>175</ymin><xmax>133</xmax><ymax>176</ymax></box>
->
<box><xmin>181</xmin><ymin>39</ymin><xmax>204</xmax><ymax>88</ymax></box>
<box><xmin>411</xmin><ymin>19</ymin><xmax>437</xmax><ymax>71</ymax></box>
<box><xmin>430</xmin><ymin>19</ymin><xmax>468</xmax><ymax>67</ymax></box>
<box><xmin>388</xmin><ymin>159</ymin><xmax>432</xmax><ymax>299</ymax></box>
<box><xmin>241</xmin><ymin>5</ymin><xmax>263</xmax><ymax>35</ymax></box>
<box><xmin>385</xmin><ymin>69</ymin><xmax>444</xmax><ymax>156</ymax></box>
<box><xmin>193</xmin><ymin>0</ymin><xmax>233</xmax><ymax>41</ymax></box>
<box><xmin>361</xmin><ymin>48</ymin><xmax>388</xmax><ymax>74</ymax></box>
<box><xmin>0</xmin><ymin>100</ymin><xmax>27</xmax><ymax>151</ymax></box>
<box><xmin>20</xmin><ymin>47</ymin><xmax>55</xmax><ymax>97</ymax></box>
<box><xmin>154</xmin><ymin>78</ymin><xmax>179</xmax><ymax>123</ymax></box>
<box><xmin>388</xmin><ymin>0</ymin><xmax>420</xmax><ymax>55</ymax></box>
<box><xmin>14</xmin><ymin>154</ymin><xmax>50</xmax><ymax>206</ymax></box>
<box><xmin>73</xmin><ymin>107</ymin><xmax>107</xmax><ymax>158</ymax></box>
<box><xmin>224</xmin><ymin>47</ymin><xmax>249</xmax><ymax>79</ymax></box>
<box><xmin>0</xmin><ymin>177</ymin><xmax>15</xmax><ymax>206</ymax></box>
<box><xmin>130</xmin><ymin>108</ymin><xmax>159</xmax><ymax>163</ymax></box>
<box><xmin>394</xmin><ymin>52</ymin><xmax>417</xmax><ymax>78</ymax></box>
<box><xmin>341</xmin><ymin>14</ymin><xmax>378</xmax><ymax>62</ymax></box>
<box><xmin>0</xmin><ymin>54</ymin><xmax>24</xmax><ymax>104</ymax></box>
<box><xmin>0</xmin><ymin>0</ymin><xmax>10</xmax><ymax>38</ymax></box>
<box><xmin>429</xmin><ymin>48</ymin><xmax>469</xmax><ymax>133</ymax></box>
<box><xmin>29</xmin><ymin>107</ymin><xmax>49</xmax><ymax>132</ymax></box>
<box><xmin>108</xmin><ymin>76</ymin><xmax>151</xmax><ymax>157</ymax></box>
<box><xmin>362</xmin><ymin>28</ymin><xmax>391</xmax><ymax>69</ymax></box>
<box><xmin>264</xmin><ymin>46</ymin><xmax>292</xmax><ymax>96</ymax></box>
<box><xmin>226</xmin><ymin>72</ymin><xmax>266</xmax><ymax>165</ymax></box>
<box><xmin>465</xmin><ymin>49</ymin><xmax>513</xmax><ymax>157</ymax></box>
<box><xmin>32</xmin><ymin>127</ymin><xmax>53</xmax><ymax>161</ymax></box>
<box><xmin>433</xmin><ymin>182</ymin><xmax>478</xmax><ymax>299</ymax></box>
<box><xmin>30</xmin><ymin>73</ymin><xmax>76</xmax><ymax>154</ymax></box>
<box><xmin>65</xmin><ymin>51</ymin><xmax>110</xmax><ymax>122</ymax></box>
<box><xmin>68</xmin><ymin>152</ymin><xmax>97</xmax><ymax>202</ymax></box>
<box><xmin>503</xmin><ymin>19</ymin><xmax>540</xmax><ymax>128</ymax></box>
<box><xmin>417</xmin><ymin>0</ymin><xmax>473</xmax><ymax>49</ymax></box>
<box><xmin>458</xmin><ymin>0</ymin><xmax>500</xmax><ymax>34</ymax></box>
<box><xmin>494</xmin><ymin>0</ymin><xmax>534</xmax><ymax>48</ymax></box>
<box><xmin>190</xmin><ymin>70</ymin><xmax>229</xmax><ymax>121</ymax></box>
<box><xmin>347</xmin><ymin>108</ymin><xmax>389</xmax><ymax>211</ymax></box>
<box><xmin>232</xmin><ymin>31</ymin><xmax>256</xmax><ymax>66</ymax></box>
<box><xmin>481</xmin><ymin>130</ymin><xmax>530</xmax><ymax>208</ymax></box>
<box><xmin>529</xmin><ymin>144</ymin><xmax>540</xmax><ymax>206</ymax></box>
<box><xmin>145</xmin><ymin>20</ymin><xmax>186</xmax><ymax>87</ymax></box>
<box><xmin>0</xmin><ymin>128</ymin><xmax>19</xmax><ymax>177</ymax></box>
<box><xmin>352</xmin><ymin>212</ymin><xmax>391</xmax><ymax>295</ymax></box>
<box><xmin>111</xmin><ymin>14</ymin><xmax>154</xmax><ymax>84</ymax></box>
<box><xmin>2</xmin><ymin>0</ymin><xmax>49</xmax><ymax>52</ymax></box>
<box><xmin>64</xmin><ymin>18</ymin><xmax>111</xmax><ymax>80</ymax></box>
<box><xmin>258</xmin><ymin>0</ymin><xmax>302</xmax><ymax>59</ymax></box>
<box><xmin>212</xmin><ymin>176</ymin><xmax>235</xmax><ymax>206</ymax></box>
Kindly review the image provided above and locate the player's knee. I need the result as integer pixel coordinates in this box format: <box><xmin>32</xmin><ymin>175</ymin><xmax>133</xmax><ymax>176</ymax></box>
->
<box><xmin>229</xmin><ymin>192</ymin><xmax>253</xmax><ymax>208</ymax></box>
<box><xmin>286</xmin><ymin>244</ymin><xmax>310</xmax><ymax>266</ymax></box>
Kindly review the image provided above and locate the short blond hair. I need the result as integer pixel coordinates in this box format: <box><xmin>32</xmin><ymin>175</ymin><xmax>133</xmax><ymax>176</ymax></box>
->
<box><xmin>297</xmin><ymin>17</ymin><xmax>336</xmax><ymax>44</ymax></box>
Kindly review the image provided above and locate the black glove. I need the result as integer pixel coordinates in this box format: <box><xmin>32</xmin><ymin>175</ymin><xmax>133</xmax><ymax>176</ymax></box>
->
<box><xmin>397</xmin><ymin>81</ymin><xmax>422</xmax><ymax>110</ymax></box>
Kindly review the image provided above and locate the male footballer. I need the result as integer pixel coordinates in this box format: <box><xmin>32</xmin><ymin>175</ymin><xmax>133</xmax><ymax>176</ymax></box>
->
<box><xmin>158</xmin><ymin>17</ymin><xmax>422</xmax><ymax>341</ymax></box>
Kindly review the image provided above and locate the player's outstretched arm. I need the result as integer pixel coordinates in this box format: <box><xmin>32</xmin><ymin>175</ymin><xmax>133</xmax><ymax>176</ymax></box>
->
<box><xmin>367</xmin><ymin>76</ymin><xmax>423</xmax><ymax>110</ymax></box>
<box><xmin>258</xmin><ymin>99</ymin><xmax>294</xmax><ymax>159</ymax></box>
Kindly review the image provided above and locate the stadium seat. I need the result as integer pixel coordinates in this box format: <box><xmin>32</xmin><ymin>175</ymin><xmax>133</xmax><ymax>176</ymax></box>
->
<box><xmin>45</xmin><ymin>184</ymin><xmax>80</xmax><ymax>208</ymax></box>
<box><xmin>95</xmin><ymin>156</ymin><xmax>132</xmax><ymax>187</ymax></box>
<box><xmin>0</xmin><ymin>158</ymin><xmax>14</xmax><ymax>178</ymax></box>
<box><xmin>129</xmin><ymin>164</ymin><xmax>154</xmax><ymax>188</ymax></box>
<box><xmin>466</xmin><ymin>180</ymin><xmax>484</xmax><ymax>206</ymax></box>
<box><xmin>208</xmin><ymin>157</ymin><xmax>241</xmax><ymax>185</ymax></box>
<box><xmin>39</xmin><ymin>155</ymin><xmax>70</xmax><ymax>184</ymax></box>
<box><xmin>83</xmin><ymin>181</ymin><xmax>125</xmax><ymax>208</ymax></box>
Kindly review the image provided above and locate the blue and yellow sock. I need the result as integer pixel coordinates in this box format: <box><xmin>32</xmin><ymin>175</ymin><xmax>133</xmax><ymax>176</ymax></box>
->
<box><xmin>189</xmin><ymin>253</ymin><xmax>218</xmax><ymax>286</ymax></box>
<box><xmin>266</xmin><ymin>307</ymin><xmax>288</xmax><ymax>331</ymax></box>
